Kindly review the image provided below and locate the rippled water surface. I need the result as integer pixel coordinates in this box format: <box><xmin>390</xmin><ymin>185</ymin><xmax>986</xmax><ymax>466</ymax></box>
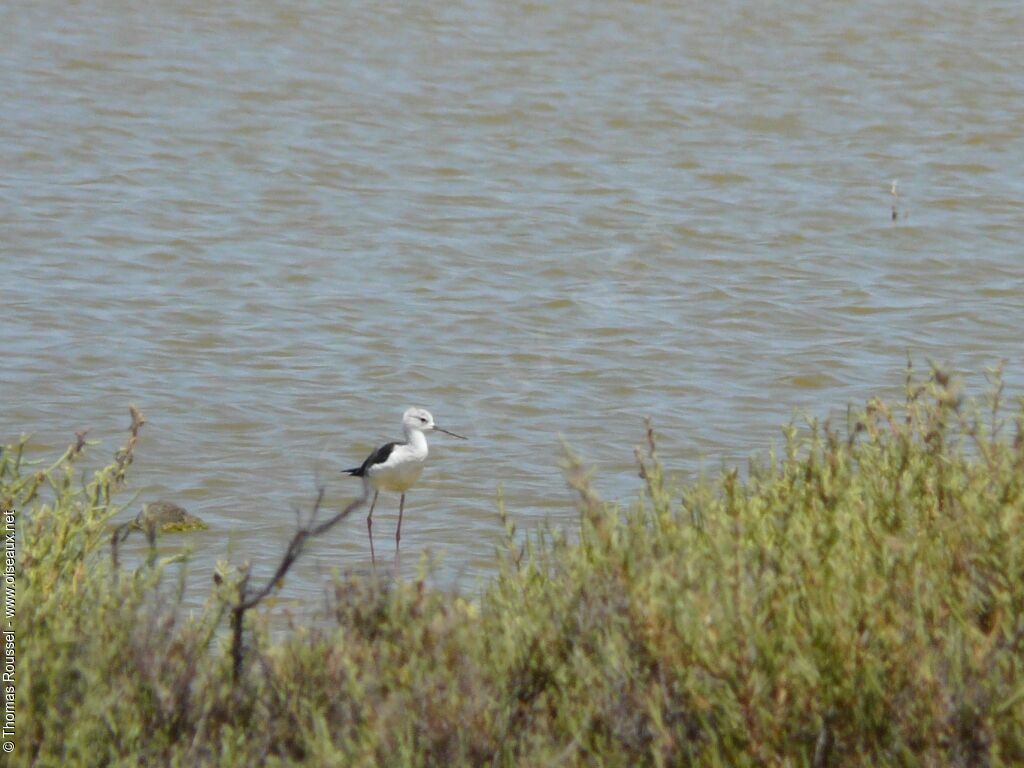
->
<box><xmin>4</xmin><ymin>1</ymin><xmax>1023</xmax><ymax>595</ymax></box>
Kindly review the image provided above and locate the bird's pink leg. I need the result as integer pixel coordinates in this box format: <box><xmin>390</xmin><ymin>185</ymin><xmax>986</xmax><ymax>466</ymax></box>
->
<box><xmin>395</xmin><ymin>493</ymin><xmax>405</xmax><ymax>551</ymax></box>
<box><xmin>366</xmin><ymin>491</ymin><xmax>378</xmax><ymax>565</ymax></box>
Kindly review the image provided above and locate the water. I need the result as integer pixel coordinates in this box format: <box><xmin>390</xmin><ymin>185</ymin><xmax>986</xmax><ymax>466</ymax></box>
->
<box><xmin>3</xmin><ymin>0</ymin><xmax>1022</xmax><ymax>597</ymax></box>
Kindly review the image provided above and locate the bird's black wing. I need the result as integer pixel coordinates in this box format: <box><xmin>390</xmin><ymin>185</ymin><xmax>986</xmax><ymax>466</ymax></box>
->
<box><xmin>343</xmin><ymin>442</ymin><xmax>400</xmax><ymax>477</ymax></box>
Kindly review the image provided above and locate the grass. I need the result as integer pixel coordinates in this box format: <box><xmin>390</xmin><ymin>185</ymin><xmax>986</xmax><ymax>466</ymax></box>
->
<box><xmin>6</xmin><ymin>365</ymin><xmax>1024</xmax><ymax>766</ymax></box>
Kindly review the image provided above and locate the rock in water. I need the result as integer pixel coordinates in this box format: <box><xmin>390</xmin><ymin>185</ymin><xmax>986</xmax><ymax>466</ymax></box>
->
<box><xmin>135</xmin><ymin>501</ymin><xmax>208</xmax><ymax>533</ymax></box>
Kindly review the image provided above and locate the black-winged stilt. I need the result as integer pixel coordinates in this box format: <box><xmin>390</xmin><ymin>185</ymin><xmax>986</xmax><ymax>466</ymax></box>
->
<box><xmin>344</xmin><ymin>407</ymin><xmax>466</xmax><ymax>562</ymax></box>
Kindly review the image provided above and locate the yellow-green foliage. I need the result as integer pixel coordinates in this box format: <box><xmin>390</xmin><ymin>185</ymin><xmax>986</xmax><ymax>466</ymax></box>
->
<box><xmin>7</xmin><ymin>371</ymin><xmax>1024</xmax><ymax>767</ymax></box>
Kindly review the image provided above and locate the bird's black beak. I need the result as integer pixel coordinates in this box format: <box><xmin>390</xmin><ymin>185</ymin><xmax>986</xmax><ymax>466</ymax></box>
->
<box><xmin>435</xmin><ymin>426</ymin><xmax>467</xmax><ymax>440</ymax></box>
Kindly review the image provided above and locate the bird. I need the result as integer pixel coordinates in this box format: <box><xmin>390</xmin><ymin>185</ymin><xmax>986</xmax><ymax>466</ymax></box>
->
<box><xmin>344</xmin><ymin>407</ymin><xmax>466</xmax><ymax>562</ymax></box>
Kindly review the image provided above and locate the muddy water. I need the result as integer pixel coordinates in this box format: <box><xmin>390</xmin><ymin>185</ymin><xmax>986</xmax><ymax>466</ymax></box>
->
<box><xmin>3</xmin><ymin>0</ymin><xmax>1022</xmax><ymax>596</ymax></box>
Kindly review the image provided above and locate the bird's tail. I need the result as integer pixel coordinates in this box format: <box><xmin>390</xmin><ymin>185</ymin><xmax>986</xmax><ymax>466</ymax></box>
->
<box><xmin>343</xmin><ymin>467</ymin><xmax>364</xmax><ymax>477</ymax></box>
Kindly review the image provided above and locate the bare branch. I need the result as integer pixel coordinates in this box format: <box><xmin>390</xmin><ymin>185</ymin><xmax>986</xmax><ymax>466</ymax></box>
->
<box><xmin>229</xmin><ymin>487</ymin><xmax>368</xmax><ymax>682</ymax></box>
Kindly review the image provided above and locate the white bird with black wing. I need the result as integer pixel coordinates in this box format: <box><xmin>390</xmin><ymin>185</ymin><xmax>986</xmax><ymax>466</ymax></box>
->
<box><xmin>344</xmin><ymin>407</ymin><xmax>466</xmax><ymax>561</ymax></box>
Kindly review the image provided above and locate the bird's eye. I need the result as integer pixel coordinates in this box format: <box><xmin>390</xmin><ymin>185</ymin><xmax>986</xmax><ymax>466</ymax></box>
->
<box><xmin>420</xmin><ymin>416</ymin><xmax>428</xmax><ymax>423</ymax></box>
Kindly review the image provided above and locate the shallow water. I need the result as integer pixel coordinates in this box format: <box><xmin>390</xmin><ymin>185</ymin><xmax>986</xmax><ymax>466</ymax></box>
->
<box><xmin>3</xmin><ymin>0</ymin><xmax>1023</xmax><ymax>598</ymax></box>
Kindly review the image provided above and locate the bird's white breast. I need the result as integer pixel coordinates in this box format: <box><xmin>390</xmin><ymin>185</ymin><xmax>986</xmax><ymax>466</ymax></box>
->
<box><xmin>366</xmin><ymin>441</ymin><xmax>427</xmax><ymax>492</ymax></box>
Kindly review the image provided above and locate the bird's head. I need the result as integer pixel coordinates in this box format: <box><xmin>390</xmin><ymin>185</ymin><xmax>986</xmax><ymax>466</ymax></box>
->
<box><xmin>402</xmin><ymin>407</ymin><xmax>466</xmax><ymax>439</ymax></box>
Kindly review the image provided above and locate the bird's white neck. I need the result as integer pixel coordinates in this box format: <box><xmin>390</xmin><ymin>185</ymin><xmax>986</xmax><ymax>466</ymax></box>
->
<box><xmin>403</xmin><ymin>427</ymin><xmax>429</xmax><ymax>458</ymax></box>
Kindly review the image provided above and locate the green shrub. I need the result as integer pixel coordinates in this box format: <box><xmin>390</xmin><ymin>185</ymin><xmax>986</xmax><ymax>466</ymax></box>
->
<box><xmin>8</xmin><ymin>368</ymin><xmax>1024</xmax><ymax>766</ymax></box>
